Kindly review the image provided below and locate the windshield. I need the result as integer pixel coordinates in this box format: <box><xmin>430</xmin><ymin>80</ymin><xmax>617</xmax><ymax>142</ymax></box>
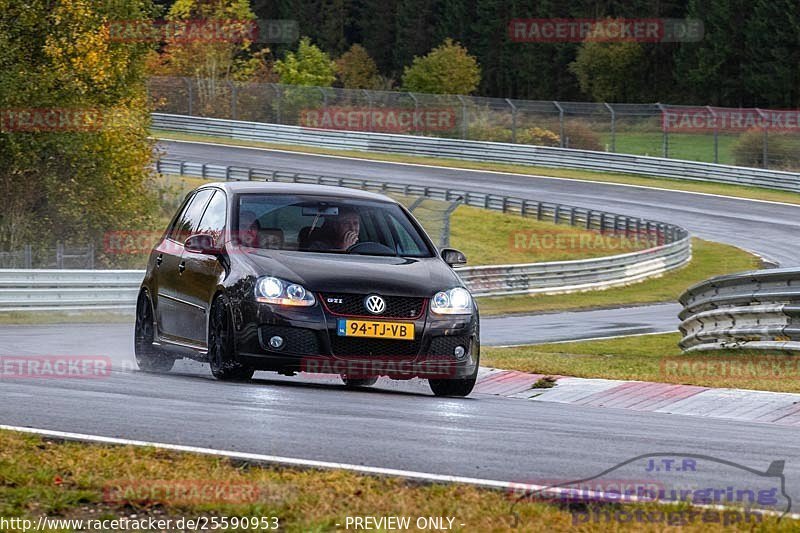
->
<box><xmin>235</xmin><ymin>193</ymin><xmax>433</xmax><ymax>257</ymax></box>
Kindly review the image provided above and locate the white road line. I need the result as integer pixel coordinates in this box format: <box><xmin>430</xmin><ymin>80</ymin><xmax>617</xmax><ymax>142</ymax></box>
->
<box><xmin>1</xmin><ymin>424</ymin><xmax>796</xmax><ymax>521</ymax></box>
<box><xmin>493</xmin><ymin>329</ymin><xmax>678</xmax><ymax>348</ymax></box>
<box><xmin>156</xmin><ymin>137</ymin><xmax>800</xmax><ymax>208</ymax></box>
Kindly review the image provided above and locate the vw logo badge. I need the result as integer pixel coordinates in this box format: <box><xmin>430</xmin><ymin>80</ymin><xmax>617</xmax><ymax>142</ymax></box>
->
<box><xmin>364</xmin><ymin>294</ymin><xmax>386</xmax><ymax>315</ymax></box>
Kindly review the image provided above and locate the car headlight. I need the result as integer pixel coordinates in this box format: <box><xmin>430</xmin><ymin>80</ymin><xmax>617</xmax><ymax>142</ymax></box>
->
<box><xmin>255</xmin><ymin>277</ymin><xmax>316</xmax><ymax>306</ymax></box>
<box><xmin>430</xmin><ymin>287</ymin><xmax>473</xmax><ymax>315</ymax></box>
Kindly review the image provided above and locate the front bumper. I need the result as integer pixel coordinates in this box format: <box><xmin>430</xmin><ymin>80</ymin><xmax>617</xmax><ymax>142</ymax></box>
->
<box><xmin>233</xmin><ymin>298</ymin><xmax>479</xmax><ymax>379</ymax></box>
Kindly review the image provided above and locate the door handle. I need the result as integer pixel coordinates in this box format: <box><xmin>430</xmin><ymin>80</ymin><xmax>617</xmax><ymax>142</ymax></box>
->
<box><xmin>155</xmin><ymin>254</ymin><xmax>163</xmax><ymax>267</ymax></box>
<box><xmin>178</xmin><ymin>261</ymin><xmax>186</xmax><ymax>273</ymax></box>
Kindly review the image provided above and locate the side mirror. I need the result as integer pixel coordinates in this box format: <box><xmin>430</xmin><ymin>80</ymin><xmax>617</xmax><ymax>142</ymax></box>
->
<box><xmin>184</xmin><ymin>234</ymin><xmax>221</xmax><ymax>255</ymax></box>
<box><xmin>441</xmin><ymin>248</ymin><xmax>467</xmax><ymax>267</ymax></box>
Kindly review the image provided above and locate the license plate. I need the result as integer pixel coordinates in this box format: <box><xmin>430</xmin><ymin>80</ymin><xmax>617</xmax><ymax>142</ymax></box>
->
<box><xmin>337</xmin><ymin>319</ymin><xmax>414</xmax><ymax>340</ymax></box>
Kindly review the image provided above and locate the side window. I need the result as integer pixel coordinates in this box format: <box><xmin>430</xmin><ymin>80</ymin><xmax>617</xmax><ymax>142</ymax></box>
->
<box><xmin>196</xmin><ymin>190</ymin><xmax>227</xmax><ymax>243</ymax></box>
<box><xmin>386</xmin><ymin>213</ymin><xmax>426</xmax><ymax>256</ymax></box>
<box><xmin>168</xmin><ymin>189</ymin><xmax>213</xmax><ymax>242</ymax></box>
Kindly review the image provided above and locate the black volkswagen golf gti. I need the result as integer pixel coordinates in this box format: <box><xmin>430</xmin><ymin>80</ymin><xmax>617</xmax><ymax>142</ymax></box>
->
<box><xmin>135</xmin><ymin>182</ymin><xmax>480</xmax><ymax>396</ymax></box>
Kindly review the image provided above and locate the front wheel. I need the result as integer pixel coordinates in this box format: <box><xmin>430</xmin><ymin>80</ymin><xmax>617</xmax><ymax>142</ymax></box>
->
<box><xmin>208</xmin><ymin>295</ymin><xmax>254</xmax><ymax>381</ymax></box>
<box><xmin>134</xmin><ymin>291</ymin><xmax>175</xmax><ymax>373</ymax></box>
<box><xmin>428</xmin><ymin>374</ymin><xmax>477</xmax><ymax>397</ymax></box>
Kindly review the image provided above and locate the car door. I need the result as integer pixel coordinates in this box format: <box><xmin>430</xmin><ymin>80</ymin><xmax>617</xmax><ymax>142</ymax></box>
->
<box><xmin>177</xmin><ymin>189</ymin><xmax>228</xmax><ymax>345</ymax></box>
<box><xmin>155</xmin><ymin>188</ymin><xmax>214</xmax><ymax>343</ymax></box>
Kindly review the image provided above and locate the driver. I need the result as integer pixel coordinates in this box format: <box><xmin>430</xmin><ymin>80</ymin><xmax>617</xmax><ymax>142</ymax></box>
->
<box><xmin>308</xmin><ymin>208</ymin><xmax>360</xmax><ymax>251</ymax></box>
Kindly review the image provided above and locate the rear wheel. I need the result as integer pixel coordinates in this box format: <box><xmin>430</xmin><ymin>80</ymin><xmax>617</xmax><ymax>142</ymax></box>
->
<box><xmin>209</xmin><ymin>295</ymin><xmax>254</xmax><ymax>381</ymax></box>
<box><xmin>341</xmin><ymin>375</ymin><xmax>378</xmax><ymax>388</ymax></box>
<box><xmin>134</xmin><ymin>292</ymin><xmax>175</xmax><ymax>373</ymax></box>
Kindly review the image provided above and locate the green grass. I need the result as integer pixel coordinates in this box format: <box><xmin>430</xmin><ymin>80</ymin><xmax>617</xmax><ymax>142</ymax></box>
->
<box><xmin>483</xmin><ymin>332</ymin><xmax>800</xmax><ymax>394</ymax></box>
<box><xmin>450</xmin><ymin>206</ymin><xmax>650</xmax><ymax>265</ymax></box>
<box><xmin>477</xmin><ymin>238</ymin><xmax>761</xmax><ymax>316</ymax></box>
<box><xmin>154</xmin><ymin>130</ymin><xmax>800</xmax><ymax>206</ymax></box>
<box><xmin>0</xmin><ymin>429</ymin><xmax>791</xmax><ymax>532</ymax></box>
<box><xmin>600</xmin><ymin>132</ymin><xmax>739</xmax><ymax>164</ymax></box>
<box><xmin>0</xmin><ymin>311</ymin><xmax>133</xmax><ymax>325</ymax></box>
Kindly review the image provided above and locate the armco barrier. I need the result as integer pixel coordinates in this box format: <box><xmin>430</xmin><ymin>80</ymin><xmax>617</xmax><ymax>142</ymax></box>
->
<box><xmin>678</xmin><ymin>268</ymin><xmax>800</xmax><ymax>352</ymax></box>
<box><xmin>0</xmin><ymin>270</ymin><xmax>143</xmax><ymax>312</ymax></box>
<box><xmin>152</xmin><ymin>113</ymin><xmax>800</xmax><ymax>193</ymax></box>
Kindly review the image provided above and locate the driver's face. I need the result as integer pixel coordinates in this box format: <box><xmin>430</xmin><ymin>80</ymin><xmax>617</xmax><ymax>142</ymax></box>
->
<box><xmin>336</xmin><ymin>213</ymin><xmax>360</xmax><ymax>235</ymax></box>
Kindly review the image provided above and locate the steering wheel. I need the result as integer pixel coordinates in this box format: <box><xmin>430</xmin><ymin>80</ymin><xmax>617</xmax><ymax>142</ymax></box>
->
<box><xmin>346</xmin><ymin>241</ymin><xmax>396</xmax><ymax>255</ymax></box>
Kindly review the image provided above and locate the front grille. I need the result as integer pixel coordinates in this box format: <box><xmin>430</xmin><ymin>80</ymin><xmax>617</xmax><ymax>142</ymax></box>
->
<box><xmin>321</xmin><ymin>293</ymin><xmax>426</xmax><ymax>319</ymax></box>
<box><xmin>330</xmin><ymin>335</ymin><xmax>422</xmax><ymax>357</ymax></box>
<box><xmin>428</xmin><ymin>335</ymin><xmax>471</xmax><ymax>356</ymax></box>
<box><xmin>260</xmin><ymin>325</ymin><xmax>321</xmax><ymax>355</ymax></box>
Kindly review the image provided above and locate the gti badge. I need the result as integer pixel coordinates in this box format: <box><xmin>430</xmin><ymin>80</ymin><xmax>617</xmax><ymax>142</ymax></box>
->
<box><xmin>364</xmin><ymin>294</ymin><xmax>386</xmax><ymax>315</ymax></box>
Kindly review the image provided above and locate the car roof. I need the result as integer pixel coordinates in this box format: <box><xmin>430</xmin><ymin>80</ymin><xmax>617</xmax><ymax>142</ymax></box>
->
<box><xmin>198</xmin><ymin>181</ymin><xmax>398</xmax><ymax>203</ymax></box>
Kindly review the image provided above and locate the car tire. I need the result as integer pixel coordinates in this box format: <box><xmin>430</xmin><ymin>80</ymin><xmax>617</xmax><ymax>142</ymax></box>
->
<box><xmin>341</xmin><ymin>375</ymin><xmax>379</xmax><ymax>388</ymax></box>
<box><xmin>134</xmin><ymin>291</ymin><xmax>175</xmax><ymax>373</ymax></box>
<box><xmin>209</xmin><ymin>295</ymin><xmax>254</xmax><ymax>381</ymax></box>
<box><xmin>428</xmin><ymin>374</ymin><xmax>477</xmax><ymax>397</ymax></box>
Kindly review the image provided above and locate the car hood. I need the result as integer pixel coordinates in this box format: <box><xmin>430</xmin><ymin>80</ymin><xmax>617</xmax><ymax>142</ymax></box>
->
<box><xmin>240</xmin><ymin>249</ymin><xmax>463</xmax><ymax>297</ymax></box>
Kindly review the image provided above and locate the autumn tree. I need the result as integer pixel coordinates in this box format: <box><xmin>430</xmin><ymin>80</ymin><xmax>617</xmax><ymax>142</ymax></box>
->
<box><xmin>0</xmin><ymin>0</ymin><xmax>158</xmax><ymax>265</ymax></box>
<box><xmin>401</xmin><ymin>39</ymin><xmax>480</xmax><ymax>95</ymax></box>
<box><xmin>335</xmin><ymin>44</ymin><xmax>381</xmax><ymax>89</ymax></box>
<box><xmin>569</xmin><ymin>40</ymin><xmax>646</xmax><ymax>102</ymax></box>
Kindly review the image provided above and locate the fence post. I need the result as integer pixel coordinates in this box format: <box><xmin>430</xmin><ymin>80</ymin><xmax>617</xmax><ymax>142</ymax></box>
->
<box><xmin>88</xmin><ymin>243</ymin><xmax>95</xmax><ymax>269</ymax></box>
<box><xmin>506</xmin><ymin>98</ymin><xmax>517</xmax><ymax>143</ymax></box>
<box><xmin>442</xmin><ymin>197</ymin><xmax>463</xmax><ymax>248</ymax></box>
<box><xmin>185</xmin><ymin>77</ymin><xmax>193</xmax><ymax>116</ymax></box>
<box><xmin>707</xmin><ymin>106</ymin><xmax>718</xmax><ymax>163</ymax></box>
<box><xmin>656</xmin><ymin>103</ymin><xmax>668</xmax><ymax>158</ymax></box>
<box><xmin>409</xmin><ymin>92</ymin><xmax>419</xmax><ymax>136</ymax></box>
<box><xmin>363</xmin><ymin>89</ymin><xmax>372</xmax><ymax>132</ymax></box>
<box><xmin>604</xmin><ymin>102</ymin><xmax>616</xmax><ymax>152</ymax></box>
<box><xmin>273</xmin><ymin>84</ymin><xmax>282</xmax><ymax>124</ymax></box>
<box><xmin>755</xmin><ymin>108</ymin><xmax>769</xmax><ymax>169</ymax></box>
<box><xmin>229</xmin><ymin>81</ymin><xmax>238</xmax><ymax>120</ymax></box>
<box><xmin>56</xmin><ymin>242</ymin><xmax>64</xmax><ymax>269</ymax></box>
<box><xmin>457</xmin><ymin>95</ymin><xmax>468</xmax><ymax>139</ymax></box>
<box><xmin>24</xmin><ymin>244</ymin><xmax>32</xmax><ymax>269</ymax></box>
<box><xmin>553</xmin><ymin>101</ymin><xmax>565</xmax><ymax>148</ymax></box>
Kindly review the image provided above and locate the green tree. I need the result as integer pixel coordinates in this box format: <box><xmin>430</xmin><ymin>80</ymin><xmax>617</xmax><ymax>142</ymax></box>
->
<box><xmin>0</xmin><ymin>0</ymin><xmax>157</xmax><ymax>265</ymax></box>
<box><xmin>674</xmin><ymin>0</ymin><xmax>751</xmax><ymax>106</ymax></box>
<box><xmin>743</xmin><ymin>0</ymin><xmax>800</xmax><ymax>107</ymax></box>
<box><xmin>274</xmin><ymin>37</ymin><xmax>336</xmax><ymax>86</ymax></box>
<box><xmin>401</xmin><ymin>39</ymin><xmax>481</xmax><ymax>95</ymax></box>
<box><xmin>569</xmin><ymin>40</ymin><xmax>646</xmax><ymax>102</ymax></box>
<box><xmin>335</xmin><ymin>44</ymin><xmax>381</xmax><ymax>89</ymax></box>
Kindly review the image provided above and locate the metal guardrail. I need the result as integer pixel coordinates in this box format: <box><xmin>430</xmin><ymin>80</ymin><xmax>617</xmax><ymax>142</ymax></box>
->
<box><xmin>0</xmin><ymin>159</ymin><xmax>692</xmax><ymax>311</ymax></box>
<box><xmin>678</xmin><ymin>268</ymin><xmax>800</xmax><ymax>352</ymax></box>
<box><xmin>0</xmin><ymin>270</ymin><xmax>143</xmax><ymax>312</ymax></box>
<box><xmin>152</xmin><ymin>113</ymin><xmax>800</xmax><ymax>193</ymax></box>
